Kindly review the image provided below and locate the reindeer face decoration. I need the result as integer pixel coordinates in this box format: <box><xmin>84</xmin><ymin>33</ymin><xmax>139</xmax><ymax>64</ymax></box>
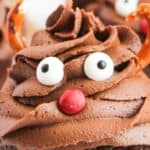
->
<box><xmin>0</xmin><ymin>4</ymin><xmax>150</xmax><ymax>150</ymax></box>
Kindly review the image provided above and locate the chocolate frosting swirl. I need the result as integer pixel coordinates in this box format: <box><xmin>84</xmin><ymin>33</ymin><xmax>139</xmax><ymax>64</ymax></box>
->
<box><xmin>0</xmin><ymin>4</ymin><xmax>150</xmax><ymax>150</ymax></box>
<box><xmin>72</xmin><ymin>0</ymin><xmax>150</xmax><ymax>41</ymax></box>
<box><xmin>31</xmin><ymin>3</ymin><xmax>104</xmax><ymax>46</ymax></box>
<box><xmin>72</xmin><ymin>0</ymin><xmax>150</xmax><ymax>22</ymax></box>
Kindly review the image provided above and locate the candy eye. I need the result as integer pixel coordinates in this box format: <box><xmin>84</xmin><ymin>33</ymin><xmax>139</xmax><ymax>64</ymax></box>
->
<box><xmin>84</xmin><ymin>52</ymin><xmax>114</xmax><ymax>81</ymax></box>
<box><xmin>115</xmin><ymin>0</ymin><xmax>139</xmax><ymax>17</ymax></box>
<box><xmin>36</xmin><ymin>57</ymin><xmax>64</xmax><ymax>86</ymax></box>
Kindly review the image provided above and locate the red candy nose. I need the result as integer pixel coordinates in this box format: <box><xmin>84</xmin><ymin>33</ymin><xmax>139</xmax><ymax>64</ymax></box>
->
<box><xmin>140</xmin><ymin>18</ymin><xmax>148</xmax><ymax>35</ymax></box>
<box><xmin>58</xmin><ymin>88</ymin><xmax>86</xmax><ymax>115</ymax></box>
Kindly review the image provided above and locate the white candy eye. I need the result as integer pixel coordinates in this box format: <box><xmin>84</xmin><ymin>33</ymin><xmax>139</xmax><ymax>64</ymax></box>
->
<box><xmin>36</xmin><ymin>57</ymin><xmax>64</xmax><ymax>86</ymax></box>
<box><xmin>115</xmin><ymin>0</ymin><xmax>139</xmax><ymax>17</ymax></box>
<box><xmin>84</xmin><ymin>52</ymin><xmax>114</xmax><ymax>81</ymax></box>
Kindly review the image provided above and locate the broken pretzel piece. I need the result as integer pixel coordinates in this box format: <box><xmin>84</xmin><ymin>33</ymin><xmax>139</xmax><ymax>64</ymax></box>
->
<box><xmin>7</xmin><ymin>0</ymin><xmax>26</xmax><ymax>51</ymax></box>
<box><xmin>127</xmin><ymin>3</ymin><xmax>150</xmax><ymax>69</ymax></box>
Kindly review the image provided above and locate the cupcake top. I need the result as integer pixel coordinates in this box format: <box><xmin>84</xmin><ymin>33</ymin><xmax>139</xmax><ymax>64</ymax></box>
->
<box><xmin>0</xmin><ymin>3</ymin><xmax>150</xmax><ymax>150</ymax></box>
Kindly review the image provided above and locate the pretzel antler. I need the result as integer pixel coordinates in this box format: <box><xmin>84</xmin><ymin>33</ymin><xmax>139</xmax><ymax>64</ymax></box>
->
<box><xmin>7</xmin><ymin>0</ymin><xmax>26</xmax><ymax>51</ymax></box>
<box><xmin>127</xmin><ymin>3</ymin><xmax>150</xmax><ymax>69</ymax></box>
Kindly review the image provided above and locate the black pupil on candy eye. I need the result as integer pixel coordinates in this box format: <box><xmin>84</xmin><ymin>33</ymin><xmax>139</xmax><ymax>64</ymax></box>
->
<box><xmin>41</xmin><ymin>64</ymin><xmax>49</xmax><ymax>73</ymax></box>
<box><xmin>124</xmin><ymin>0</ymin><xmax>128</xmax><ymax>3</ymax></box>
<box><xmin>97</xmin><ymin>60</ymin><xmax>107</xmax><ymax>69</ymax></box>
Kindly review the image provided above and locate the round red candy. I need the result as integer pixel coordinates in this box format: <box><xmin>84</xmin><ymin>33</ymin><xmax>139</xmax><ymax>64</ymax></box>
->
<box><xmin>58</xmin><ymin>88</ymin><xmax>86</xmax><ymax>115</ymax></box>
<box><xmin>140</xmin><ymin>18</ymin><xmax>148</xmax><ymax>35</ymax></box>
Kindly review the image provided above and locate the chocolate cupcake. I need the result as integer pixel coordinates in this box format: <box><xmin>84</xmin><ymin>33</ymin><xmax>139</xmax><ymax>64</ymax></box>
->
<box><xmin>0</xmin><ymin>3</ymin><xmax>14</xmax><ymax>88</ymax></box>
<box><xmin>0</xmin><ymin>4</ymin><xmax>150</xmax><ymax>150</ymax></box>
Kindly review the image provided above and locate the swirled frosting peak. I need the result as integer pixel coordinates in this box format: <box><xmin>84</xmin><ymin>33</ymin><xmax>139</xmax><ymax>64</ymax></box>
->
<box><xmin>31</xmin><ymin>3</ymin><xmax>104</xmax><ymax>46</ymax></box>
